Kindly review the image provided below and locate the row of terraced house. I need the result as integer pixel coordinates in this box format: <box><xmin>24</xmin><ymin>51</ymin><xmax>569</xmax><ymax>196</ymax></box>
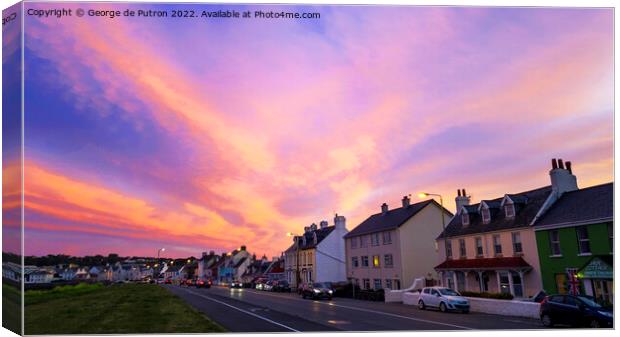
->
<box><xmin>281</xmin><ymin>158</ymin><xmax>613</xmax><ymax>305</ymax></box>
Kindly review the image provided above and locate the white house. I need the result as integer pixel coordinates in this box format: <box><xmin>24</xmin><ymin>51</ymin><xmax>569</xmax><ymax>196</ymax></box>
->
<box><xmin>284</xmin><ymin>214</ymin><xmax>349</xmax><ymax>288</ymax></box>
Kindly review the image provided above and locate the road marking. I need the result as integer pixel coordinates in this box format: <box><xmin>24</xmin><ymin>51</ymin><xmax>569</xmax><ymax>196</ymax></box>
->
<box><xmin>179</xmin><ymin>287</ymin><xmax>301</xmax><ymax>332</ymax></box>
<box><xmin>213</xmin><ymin>287</ymin><xmax>473</xmax><ymax>330</ymax></box>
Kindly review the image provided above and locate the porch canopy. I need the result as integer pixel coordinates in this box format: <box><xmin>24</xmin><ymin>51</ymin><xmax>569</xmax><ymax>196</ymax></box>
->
<box><xmin>435</xmin><ymin>257</ymin><xmax>532</xmax><ymax>294</ymax></box>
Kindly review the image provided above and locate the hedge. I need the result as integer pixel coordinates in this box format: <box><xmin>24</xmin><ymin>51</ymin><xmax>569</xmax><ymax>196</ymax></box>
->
<box><xmin>459</xmin><ymin>291</ymin><xmax>514</xmax><ymax>300</ymax></box>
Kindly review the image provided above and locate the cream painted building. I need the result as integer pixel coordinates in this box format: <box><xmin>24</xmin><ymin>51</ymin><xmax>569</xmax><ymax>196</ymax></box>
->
<box><xmin>345</xmin><ymin>196</ymin><xmax>452</xmax><ymax>290</ymax></box>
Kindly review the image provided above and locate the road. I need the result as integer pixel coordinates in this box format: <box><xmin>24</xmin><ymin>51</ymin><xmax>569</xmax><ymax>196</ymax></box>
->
<box><xmin>165</xmin><ymin>285</ymin><xmax>544</xmax><ymax>332</ymax></box>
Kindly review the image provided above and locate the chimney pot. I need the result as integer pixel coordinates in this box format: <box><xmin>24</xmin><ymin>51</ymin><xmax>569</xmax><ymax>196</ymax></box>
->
<box><xmin>402</xmin><ymin>196</ymin><xmax>411</xmax><ymax>208</ymax></box>
<box><xmin>551</xmin><ymin>158</ymin><xmax>558</xmax><ymax>169</ymax></box>
<box><xmin>462</xmin><ymin>189</ymin><xmax>467</xmax><ymax>197</ymax></box>
<box><xmin>566</xmin><ymin>161</ymin><xmax>572</xmax><ymax>174</ymax></box>
<box><xmin>558</xmin><ymin>159</ymin><xmax>564</xmax><ymax>169</ymax></box>
<box><xmin>381</xmin><ymin>203</ymin><xmax>389</xmax><ymax>214</ymax></box>
<box><xmin>319</xmin><ymin>220</ymin><xmax>328</xmax><ymax>229</ymax></box>
<box><xmin>457</xmin><ymin>189</ymin><xmax>461</xmax><ymax>197</ymax></box>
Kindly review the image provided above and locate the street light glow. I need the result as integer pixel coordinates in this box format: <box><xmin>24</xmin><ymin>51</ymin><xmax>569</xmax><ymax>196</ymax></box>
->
<box><xmin>418</xmin><ymin>192</ymin><xmax>428</xmax><ymax>198</ymax></box>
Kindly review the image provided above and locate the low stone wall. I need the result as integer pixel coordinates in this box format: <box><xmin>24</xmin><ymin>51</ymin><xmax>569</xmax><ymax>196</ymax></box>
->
<box><xmin>400</xmin><ymin>292</ymin><xmax>540</xmax><ymax>318</ymax></box>
<box><xmin>385</xmin><ymin>290</ymin><xmax>405</xmax><ymax>303</ymax></box>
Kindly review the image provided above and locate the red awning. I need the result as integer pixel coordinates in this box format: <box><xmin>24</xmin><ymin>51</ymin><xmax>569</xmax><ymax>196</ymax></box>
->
<box><xmin>435</xmin><ymin>257</ymin><xmax>532</xmax><ymax>270</ymax></box>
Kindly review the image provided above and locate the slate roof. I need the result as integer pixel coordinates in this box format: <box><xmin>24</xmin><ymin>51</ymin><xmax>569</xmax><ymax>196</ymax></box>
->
<box><xmin>297</xmin><ymin>226</ymin><xmax>336</xmax><ymax>250</ymax></box>
<box><xmin>435</xmin><ymin>257</ymin><xmax>532</xmax><ymax>270</ymax></box>
<box><xmin>535</xmin><ymin>183</ymin><xmax>613</xmax><ymax>228</ymax></box>
<box><xmin>437</xmin><ymin>186</ymin><xmax>552</xmax><ymax>239</ymax></box>
<box><xmin>233</xmin><ymin>257</ymin><xmax>248</xmax><ymax>268</ymax></box>
<box><xmin>345</xmin><ymin>200</ymin><xmax>450</xmax><ymax>238</ymax></box>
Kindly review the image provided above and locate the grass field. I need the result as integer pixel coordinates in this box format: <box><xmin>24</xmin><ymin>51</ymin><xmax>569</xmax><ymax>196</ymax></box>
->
<box><xmin>2</xmin><ymin>283</ymin><xmax>21</xmax><ymax>335</ymax></box>
<box><xmin>24</xmin><ymin>283</ymin><xmax>225</xmax><ymax>334</ymax></box>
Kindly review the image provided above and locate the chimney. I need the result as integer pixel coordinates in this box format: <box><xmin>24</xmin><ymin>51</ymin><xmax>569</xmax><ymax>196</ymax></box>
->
<box><xmin>455</xmin><ymin>188</ymin><xmax>471</xmax><ymax>213</ymax></box>
<box><xmin>402</xmin><ymin>195</ymin><xmax>411</xmax><ymax>208</ymax></box>
<box><xmin>381</xmin><ymin>203</ymin><xmax>389</xmax><ymax>215</ymax></box>
<box><xmin>334</xmin><ymin>213</ymin><xmax>346</xmax><ymax>230</ymax></box>
<box><xmin>310</xmin><ymin>223</ymin><xmax>318</xmax><ymax>231</ymax></box>
<box><xmin>549</xmin><ymin>158</ymin><xmax>578</xmax><ymax>196</ymax></box>
<box><xmin>304</xmin><ymin>226</ymin><xmax>311</xmax><ymax>233</ymax></box>
<box><xmin>319</xmin><ymin>220</ymin><xmax>328</xmax><ymax>229</ymax></box>
<box><xmin>240</xmin><ymin>245</ymin><xmax>246</xmax><ymax>251</ymax></box>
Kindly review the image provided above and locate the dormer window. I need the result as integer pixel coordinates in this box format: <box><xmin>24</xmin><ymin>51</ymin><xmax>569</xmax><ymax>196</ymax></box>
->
<box><xmin>481</xmin><ymin>207</ymin><xmax>490</xmax><ymax>224</ymax></box>
<box><xmin>504</xmin><ymin>203</ymin><xmax>515</xmax><ymax>218</ymax></box>
<box><xmin>461</xmin><ymin>212</ymin><xmax>470</xmax><ymax>226</ymax></box>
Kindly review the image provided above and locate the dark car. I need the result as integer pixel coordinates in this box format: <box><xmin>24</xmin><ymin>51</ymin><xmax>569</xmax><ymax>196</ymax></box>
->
<box><xmin>273</xmin><ymin>280</ymin><xmax>291</xmax><ymax>292</ymax></box>
<box><xmin>301</xmin><ymin>282</ymin><xmax>333</xmax><ymax>300</ymax></box>
<box><xmin>540</xmin><ymin>294</ymin><xmax>613</xmax><ymax>328</ymax></box>
<box><xmin>195</xmin><ymin>279</ymin><xmax>211</xmax><ymax>288</ymax></box>
<box><xmin>182</xmin><ymin>279</ymin><xmax>194</xmax><ymax>287</ymax></box>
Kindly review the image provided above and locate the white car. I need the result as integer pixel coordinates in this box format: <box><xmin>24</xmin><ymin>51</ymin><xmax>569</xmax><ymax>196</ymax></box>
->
<box><xmin>418</xmin><ymin>287</ymin><xmax>470</xmax><ymax>313</ymax></box>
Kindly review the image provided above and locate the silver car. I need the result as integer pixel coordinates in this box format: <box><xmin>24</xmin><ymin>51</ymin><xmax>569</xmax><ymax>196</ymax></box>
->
<box><xmin>418</xmin><ymin>287</ymin><xmax>470</xmax><ymax>313</ymax></box>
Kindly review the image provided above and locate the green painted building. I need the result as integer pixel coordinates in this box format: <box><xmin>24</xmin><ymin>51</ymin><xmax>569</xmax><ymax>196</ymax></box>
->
<box><xmin>534</xmin><ymin>182</ymin><xmax>613</xmax><ymax>305</ymax></box>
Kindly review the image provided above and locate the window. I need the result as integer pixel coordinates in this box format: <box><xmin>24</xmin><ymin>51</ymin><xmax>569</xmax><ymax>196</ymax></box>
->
<box><xmin>360</xmin><ymin>236</ymin><xmax>368</xmax><ymax>248</ymax></box>
<box><xmin>549</xmin><ymin>230</ymin><xmax>561</xmax><ymax>256</ymax></box>
<box><xmin>363</xmin><ymin>278</ymin><xmax>370</xmax><ymax>289</ymax></box>
<box><xmin>423</xmin><ymin>288</ymin><xmax>430</xmax><ymax>294</ymax></box>
<box><xmin>382</xmin><ymin>231</ymin><xmax>392</xmax><ymax>244</ymax></box>
<box><xmin>481</xmin><ymin>207</ymin><xmax>490</xmax><ymax>224</ymax></box>
<box><xmin>505</xmin><ymin>204</ymin><xmax>515</xmax><ymax>218</ymax></box>
<box><xmin>511</xmin><ymin>271</ymin><xmax>523</xmax><ymax>297</ymax></box>
<box><xmin>512</xmin><ymin>232</ymin><xmax>523</xmax><ymax>254</ymax></box>
<box><xmin>608</xmin><ymin>223</ymin><xmax>613</xmax><ymax>253</ymax></box>
<box><xmin>361</xmin><ymin>256</ymin><xmax>369</xmax><ymax>267</ymax></box>
<box><xmin>493</xmin><ymin>235</ymin><xmax>502</xmax><ymax>255</ymax></box>
<box><xmin>385</xmin><ymin>279</ymin><xmax>393</xmax><ymax>289</ymax></box>
<box><xmin>393</xmin><ymin>279</ymin><xmax>401</xmax><ymax>290</ymax></box>
<box><xmin>351</xmin><ymin>257</ymin><xmax>359</xmax><ymax>268</ymax></box>
<box><xmin>372</xmin><ymin>255</ymin><xmax>380</xmax><ymax>268</ymax></box>
<box><xmin>576</xmin><ymin>226</ymin><xmax>591</xmax><ymax>254</ymax></box>
<box><xmin>459</xmin><ymin>239</ymin><xmax>466</xmax><ymax>258</ymax></box>
<box><xmin>373</xmin><ymin>279</ymin><xmax>382</xmax><ymax>290</ymax></box>
<box><xmin>461</xmin><ymin>213</ymin><xmax>470</xmax><ymax>226</ymax></box>
<box><xmin>384</xmin><ymin>254</ymin><xmax>393</xmax><ymax>267</ymax></box>
<box><xmin>350</xmin><ymin>238</ymin><xmax>358</xmax><ymax>249</ymax></box>
<box><xmin>370</xmin><ymin>233</ymin><xmax>380</xmax><ymax>246</ymax></box>
<box><xmin>475</xmin><ymin>237</ymin><xmax>483</xmax><ymax>257</ymax></box>
<box><xmin>446</xmin><ymin>240</ymin><xmax>453</xmax><ymax>259</ymax></box>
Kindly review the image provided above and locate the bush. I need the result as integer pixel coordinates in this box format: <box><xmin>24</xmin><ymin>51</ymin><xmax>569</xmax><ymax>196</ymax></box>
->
<box><xmin>460</xmin><ymin>291</ymin><xmax>514</xmax><ymax>300</ymax></box>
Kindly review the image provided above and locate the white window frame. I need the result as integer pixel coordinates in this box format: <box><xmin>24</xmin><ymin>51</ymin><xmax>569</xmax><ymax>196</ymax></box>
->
<box><xmin>493</xmin><ymin>234</ymin><xmax>502</xmax><ymax>256</ymax></box>
<box><xmin>461</xmin><ymin>212</ymin><xmax>470</xmax><ymax>226</ymax></box>
<box><xmin>505</xmin><ymin>203</ymin><xmax>515</xmax><ymax>218</ymax></box>
<box><xmin>475</xmin><ymin>237</ymin><xmax>483</xmax><ymax>257</ymax></box>
<box><xmin>459</xmin><ymin>239</ymin><xmax>466</xmax><ymax>258</ymax></box>
<box><xmin>549</xmin><ymin>230</ymin><xmax>562</xmax><ymax>256</ymax></box>
<box><xmin>576</xmin><ymin>226</ymin><xmax>591</xmax><ymax>255</ymax></box>
<box><xmin>481</xmin><ymin>207</ymin><xmax>490</xmax><ymax>224</ymax></box>
<box><xmin>512</xmin><ymin>232</ymin><xmax>523</xmax><ymax>254</ymax></box>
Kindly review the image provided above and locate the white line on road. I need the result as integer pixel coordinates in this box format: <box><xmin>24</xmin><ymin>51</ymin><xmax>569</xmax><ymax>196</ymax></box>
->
<box><xmin>215</xmin><ymin>287</ymin><xmax>474</xmax><ymax>330</ymax></box>
<box><xmin>180</xmin><ymin>287</ymin><xmax>301</xmax><ymax>332</ymax></box>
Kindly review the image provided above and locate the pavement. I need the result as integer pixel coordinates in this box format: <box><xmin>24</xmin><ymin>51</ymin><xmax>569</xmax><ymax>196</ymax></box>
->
<box><xmin>164</xmin><ymin>285</ymin><xmax>544</xmax><ymax>332</ymax></box>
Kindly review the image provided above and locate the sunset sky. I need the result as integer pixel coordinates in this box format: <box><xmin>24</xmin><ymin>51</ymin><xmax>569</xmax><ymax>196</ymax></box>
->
<box><xmin>5</xmin><ymin>4</ymin><xmax>613</xmax><ymax>258</ymax></box>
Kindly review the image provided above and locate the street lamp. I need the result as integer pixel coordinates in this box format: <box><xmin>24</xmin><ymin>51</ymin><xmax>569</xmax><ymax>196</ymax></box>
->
<box><xmin>157</xmin><ymin>248</ymin><xmax>166</xmax><ymax>260</ymax></box>
<box><xmin>418</xmin><ymin>192</ymin><xmax>448</xmax><ymax>284</ymax></box>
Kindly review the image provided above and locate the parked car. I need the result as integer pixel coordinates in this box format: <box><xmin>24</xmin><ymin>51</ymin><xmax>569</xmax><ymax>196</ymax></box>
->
<box><xmin>255</xmin><ymin>280</ymin><xmax>267</xmax><ymax>290</ymax></box>
<box><xmin>272</xmin><ymin>280</ymin><xmax>291</xmax><ymax>292</ymax></box>
<box><xmin>164</xmin><ymin>279</ymin><xmax>172</xmax><ymax>284</ymax></box>
<box><xmin>263</xmin><ymin>280</ymin><xmax>276</xmax><ymax>291</ymax></box>
<box><xmin>195</xmin><ymin>279</ymin><xmax>211</xmax><ymax>288</ymax></box>
<box><xmin>301</xmin><ymin>282</ymin><xmax>333</xmax><ymax>300</ymax></box>
<box><xmin>540</xmin><ymin>294</ymin><xmax>613</xmax><ymax>328</ymax></box>
<box><xmin>418</xmin><ymin>287</ymin><xmax>469</xmax><ymax>313</ymax></box>
<box><xmin>230</xmin><ymin>280</ymin><xmax>243</xmax><ymax>289</ymax></box>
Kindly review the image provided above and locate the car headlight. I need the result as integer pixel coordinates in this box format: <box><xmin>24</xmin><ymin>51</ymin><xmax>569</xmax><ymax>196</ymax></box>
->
<box><xmin>328</xmin><ymin>290</ymin><xmax>333</xmax><ymax>294</ymax></box>
<box><xmin>313</xmin><ymin>289</ymin><xmax>321</xmax><ymax>293</ymax></box>
<box><xmin>598</xmin><ymin>311</ymin><xmax>613</xmax><ymax>318</ymax></box>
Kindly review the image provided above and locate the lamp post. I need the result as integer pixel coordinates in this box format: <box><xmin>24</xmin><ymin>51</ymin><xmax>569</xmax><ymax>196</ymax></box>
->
<box><xmin>418</xmin><ymin>192</ymin><xmax>448</xmax><ymax>286</ymax></box>
<box><xmin>157</xmin><ymin>248</ymin><xmax>165</xmax><ymax>279</ymax></box>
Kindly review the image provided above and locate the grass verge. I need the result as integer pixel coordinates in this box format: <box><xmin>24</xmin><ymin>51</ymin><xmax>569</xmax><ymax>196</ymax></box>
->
<box><xmin>25</xmin><ymin>283</ymin><xmax>226</xmax><ymax>334</ymax></box>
